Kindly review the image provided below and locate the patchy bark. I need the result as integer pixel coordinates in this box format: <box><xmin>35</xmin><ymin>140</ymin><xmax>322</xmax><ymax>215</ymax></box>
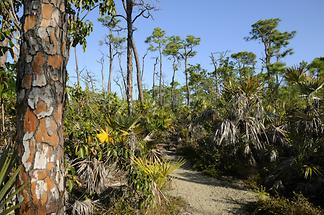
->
<box><xmin>16</xmin><ymin>0</ymin><xmax>68</xmax><ymax>214</ymax></box>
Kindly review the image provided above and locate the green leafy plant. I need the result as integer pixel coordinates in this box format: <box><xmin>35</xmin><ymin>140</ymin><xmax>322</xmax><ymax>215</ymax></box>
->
<box><xmin>0</xmin><ymin>146</ymin><xmax>23</xmax><ymax>214</ymax></box>
<box><xmin>254</xmin><ymin>193</ymin><xmax>323</xmax><ymax>215</ymax></box>
<box><xmin>131</xmin><ymin>157</ymin><xmax>184</xmax><ymax>206</ymax></box>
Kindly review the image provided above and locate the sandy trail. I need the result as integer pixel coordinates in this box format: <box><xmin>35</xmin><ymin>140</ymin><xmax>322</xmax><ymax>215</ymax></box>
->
<box><xmin>167</xmin><ymin>155</ymin><xmax>256</xmax><ymax>215</ymax></box>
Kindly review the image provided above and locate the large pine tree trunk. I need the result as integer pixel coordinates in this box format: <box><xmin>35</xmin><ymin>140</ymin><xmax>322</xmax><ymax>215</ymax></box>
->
<box><xmin>16</xmin><ymin>0</ymin><xmax>68</xmax><ymax>213</ymax></box>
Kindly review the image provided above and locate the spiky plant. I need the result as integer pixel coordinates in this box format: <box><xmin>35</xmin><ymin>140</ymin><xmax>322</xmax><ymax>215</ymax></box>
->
<box><xmin>0</xmin><ymin>145</ymin><xmax>23</xmax><ymax>214</ymax></box>
<box><xmin>214</xmin><ymin>76</ymin><xmax>269</xmax><ymax>165</ymax></box>
<box><xmin>71</xmin><ymin>199</ymin><xmax>99</xmax><ymax>215</ymax></box>
<box><xmin>132</xmin><ymin>157</ymin><xmax>184</xmax><ymax>205</ymax></box>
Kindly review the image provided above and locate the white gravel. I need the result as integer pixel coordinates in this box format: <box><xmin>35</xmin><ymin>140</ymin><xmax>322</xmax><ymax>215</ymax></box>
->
<box><xmin>167</xmin><ymin>167</ymin><xmax>257</xmax><ymax>215</ymax></box>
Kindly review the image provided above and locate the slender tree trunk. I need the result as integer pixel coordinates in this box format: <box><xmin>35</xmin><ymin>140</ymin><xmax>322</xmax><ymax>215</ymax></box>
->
<box><xmin>118</xmin><ymin>53</ymin><xmax>127</xmax><ymax>96</ymax></box>
<box><xmin>98</xmin><ymin>56</ymin><xmax>105</xmax><ymax>94</ymax></box>
<box><xmin>184</xmin><ymin>57</ymin><xmax>190</xmax><ymax>105</ymax></box>
<box><xmin>158</xmin><ymin>48</ymin><xmax>163</xmax><ymax>106</ymax></box>
<box><xmin>131</xmin><ymin>38</ymin><xmax>143</xmax><ymax>104</ymax></box>
<box><xmin>74</xmin><ymin>46</ymin><xmax>80</xmax><ymax>88</ymax></box>
<box><xmin>152</xmin><ymin>57</ymin><xmax>158</xmax><ymax>100</ymax></box>
<box><xmin>171</xmin><ymin>59</ymin><xmax>177</xmax><ymax>110</ymax></box>
<box><xmin>126</xmin><ymin>0</ymin><xmax>133</xmax><ymax>115</ymax></box>
<box><xmin>210</xmin><ymin>53</ymin><xmax>219</xmax><ymax>96</ymax></box>
<box><xmin>107</xmin><ymin>43</ymin><xmax>113</xmax><ymax>94</ymax></box>
<box><xmin>141</xmin><ymin>51</ymin><xmax>147</xmax><ymax>81</ymax></box>
<box><xmin>114</xmin><ymin>77</ymin><xmax>125</xmax><ymax>99</ymax></box>
<box><xmin>16</xmin><ymin>0</ymin><xmax>68</xmax><ymax>213</ymax></box>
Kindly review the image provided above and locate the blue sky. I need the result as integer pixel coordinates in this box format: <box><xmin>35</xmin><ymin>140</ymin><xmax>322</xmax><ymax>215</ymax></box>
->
<box><xmin>67</xmin><ymin>0</ymin><xmax>324</xmax><ymax>93</ymax></box>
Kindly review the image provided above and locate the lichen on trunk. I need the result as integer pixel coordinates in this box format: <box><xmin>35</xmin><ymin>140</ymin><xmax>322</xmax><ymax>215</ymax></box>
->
<box><xmin>16</xmin><ymin>0</ymin><xmax>68</xmax><ymax>214</ymax></box>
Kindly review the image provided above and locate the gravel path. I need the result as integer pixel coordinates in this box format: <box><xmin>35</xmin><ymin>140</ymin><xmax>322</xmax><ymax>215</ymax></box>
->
<box><xmin>166</xmin><ymin>155</ymin><xmax>257</xmax><ymax>215</ymax></box>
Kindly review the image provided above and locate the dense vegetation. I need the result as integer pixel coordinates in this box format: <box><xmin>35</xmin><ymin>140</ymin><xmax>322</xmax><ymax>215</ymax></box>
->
<box><xmin>1</xmin><ymin>1</ymin><xmax>323</xmax><ymax>214</ymax></box>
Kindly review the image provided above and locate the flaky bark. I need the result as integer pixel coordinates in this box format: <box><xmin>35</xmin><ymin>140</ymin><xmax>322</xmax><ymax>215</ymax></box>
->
<box><xmin>16</xmin><ymin>0</ymin><xmax>68</xmax><ymax>214</ymax></box>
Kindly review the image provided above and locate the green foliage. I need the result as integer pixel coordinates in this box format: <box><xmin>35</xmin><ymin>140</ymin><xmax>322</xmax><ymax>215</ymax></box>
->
<box><xmin>63</xmin><ymin>86</ymin><xmax>183</xmax><ymax>213</ymax></box>
<box><xmin>0</xmin><ymin>31</ymin><xmax>15</xmax><ymax>61</ymax></box>
<box><xmin>246</xmin><ymin>18</ymin><xmax>296</xmax><ymax>62</ymax></box>
<box><xmin>231</xmin><ymin>51</ymin><xmax>256</xmax><ymax>78</ymax></box>
<box><xmin>0</xmin><ymin>64</ymin><xmax>16</xmax><ymax>147</ymax></box>
<box><xmin>130</xmin><ymin>157</ymin><xmax>184</xmax><ymax>207</ymax></box>
<box><xmin>254</xmin><ymin>193</ymin><xmax>323</xmax><ymax>215</ymax></box>
<box><xmin>0</xmin><ymin>145</ymin><xmax>23</xmax><ymax>214</ymax></box>
<box><xmin>145</xmin><ymin>27</ymin><xmax>167</xmax><ymax>52</ymax></box>
<box><xmin>2</xmin><ymin>8</ymin><xmax>322</xmax><ymax>213</ymax></box>
<box><xmin>67</xmin><ymin>0</ymin><xmax>116</xmax><ymax>50</ymax></box>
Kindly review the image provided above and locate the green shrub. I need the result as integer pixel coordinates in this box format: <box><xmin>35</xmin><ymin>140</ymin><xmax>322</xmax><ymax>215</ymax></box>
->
<box><xmin>0</xmin><ymin>145</ymin><xmax>23</xmax><ymax>214</ymax></box>
<box><xmin>254</xmin><ymin>193</ymin><xmax>323</xmax><ymax>215</ymax></box>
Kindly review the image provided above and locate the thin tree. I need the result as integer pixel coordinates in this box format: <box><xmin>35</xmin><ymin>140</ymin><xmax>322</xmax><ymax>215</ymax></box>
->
<box><xmin>142</xmin><ymin>50</ymin><xmax>148</xmax><ymax>80</ymax></box>
<box><xmin>98</xmin><ymin>16</ymin><xmax>125</xmax><ymax>95</ymax></box>
<box><xmin>74</xmin><ymin>46</ymin><xmax>81</xmax><ymax>87</ymax></box>
<box><xmin>152</xmin><ymin>56</ymin><xmax>158</xmax><ymax>100</ymax></box>
<box><xmin>97</xmin><ymin>53</ymin><xmax>105</xmax><ymax>93</ymax></box>
<box><xmin>245</xmin><ymin>18</ymin><xmax>295</xmax><ymax>89</ymax></box>
<box><xmin>132</xmin><ymin>39</ymin><xmax>144</xmax><ymax>103</ymax></box>
<box><xmin>145</xmin><ymin>27</ymin><xmax>167</xmax><ymax>106</ymax></box>
<box><xmin>180</xmin><ymin>35</ymin><xmax>200</xmax><ymax>106</ymax></box>
<box><xmin>163</xmin><ymin>36</ymin><xmax>182</xmax><ymax>110</ymax></box>
<box><xmin>113</xmin><ymin>0</ymin><xmax>155</xmax><ymax>114</ymax></box>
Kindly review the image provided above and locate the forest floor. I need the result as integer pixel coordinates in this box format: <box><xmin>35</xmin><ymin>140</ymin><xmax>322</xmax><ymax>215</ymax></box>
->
<box><xmin>166</xmin><ymin>153</ymin><xmax>257</xmax><ymax>215</ymax></box>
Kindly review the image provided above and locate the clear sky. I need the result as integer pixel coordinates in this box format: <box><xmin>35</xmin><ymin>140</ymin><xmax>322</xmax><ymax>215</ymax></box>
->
<box><xmin>67</xmin><ymin>0</ymin><xmax>324</xmax><ymax>93</ymax></box>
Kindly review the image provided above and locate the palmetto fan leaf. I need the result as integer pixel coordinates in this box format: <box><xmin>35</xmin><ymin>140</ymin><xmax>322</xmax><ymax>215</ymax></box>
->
<box><xmin>0</xmin><ymin>146</ymin><xmax>23</xmax><ymax>214</ymax></box>
<box><xmin>71</xmin><ymin>199</ymin><xmax>99</xmax><ymax>215</ymax></box>
<box><xmin>214</xmin><ymin>76</ymin><xmax>269</xmax><ymax>164</ymax></box>
<box><xmin>76</xmin><ymin>158</ymin><xmax>126</xmax><ymax>194</ymax></box>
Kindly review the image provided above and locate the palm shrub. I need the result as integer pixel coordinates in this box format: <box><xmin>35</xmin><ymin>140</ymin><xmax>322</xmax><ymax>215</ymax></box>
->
<box><xmin>0</xmin><ymin>145</ymin><xmax>23</xmax><ymax>214</ymax></box>
<box><xmin>213</xmin><ymin>76</ymin><xmax>270</xmax><ymax>174</ymax></box>
<box><xmin>131</xmin><ymin>157</ymin><xmax>184</xmax><ymax>207</ymax></box>
<box><xmin>264</xmin><ymin>63</ymin><xmax>324</xmax><ymax>203</ymax></box>
<box><xmin>64</xmin><ymin>89</ymin><xmax>182</xmax><ymax>213</ymax></box>
<box><xmin>254</xmin><ymin>193</ymin><xmax>323</xmax><ymax>215</ymax></box>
